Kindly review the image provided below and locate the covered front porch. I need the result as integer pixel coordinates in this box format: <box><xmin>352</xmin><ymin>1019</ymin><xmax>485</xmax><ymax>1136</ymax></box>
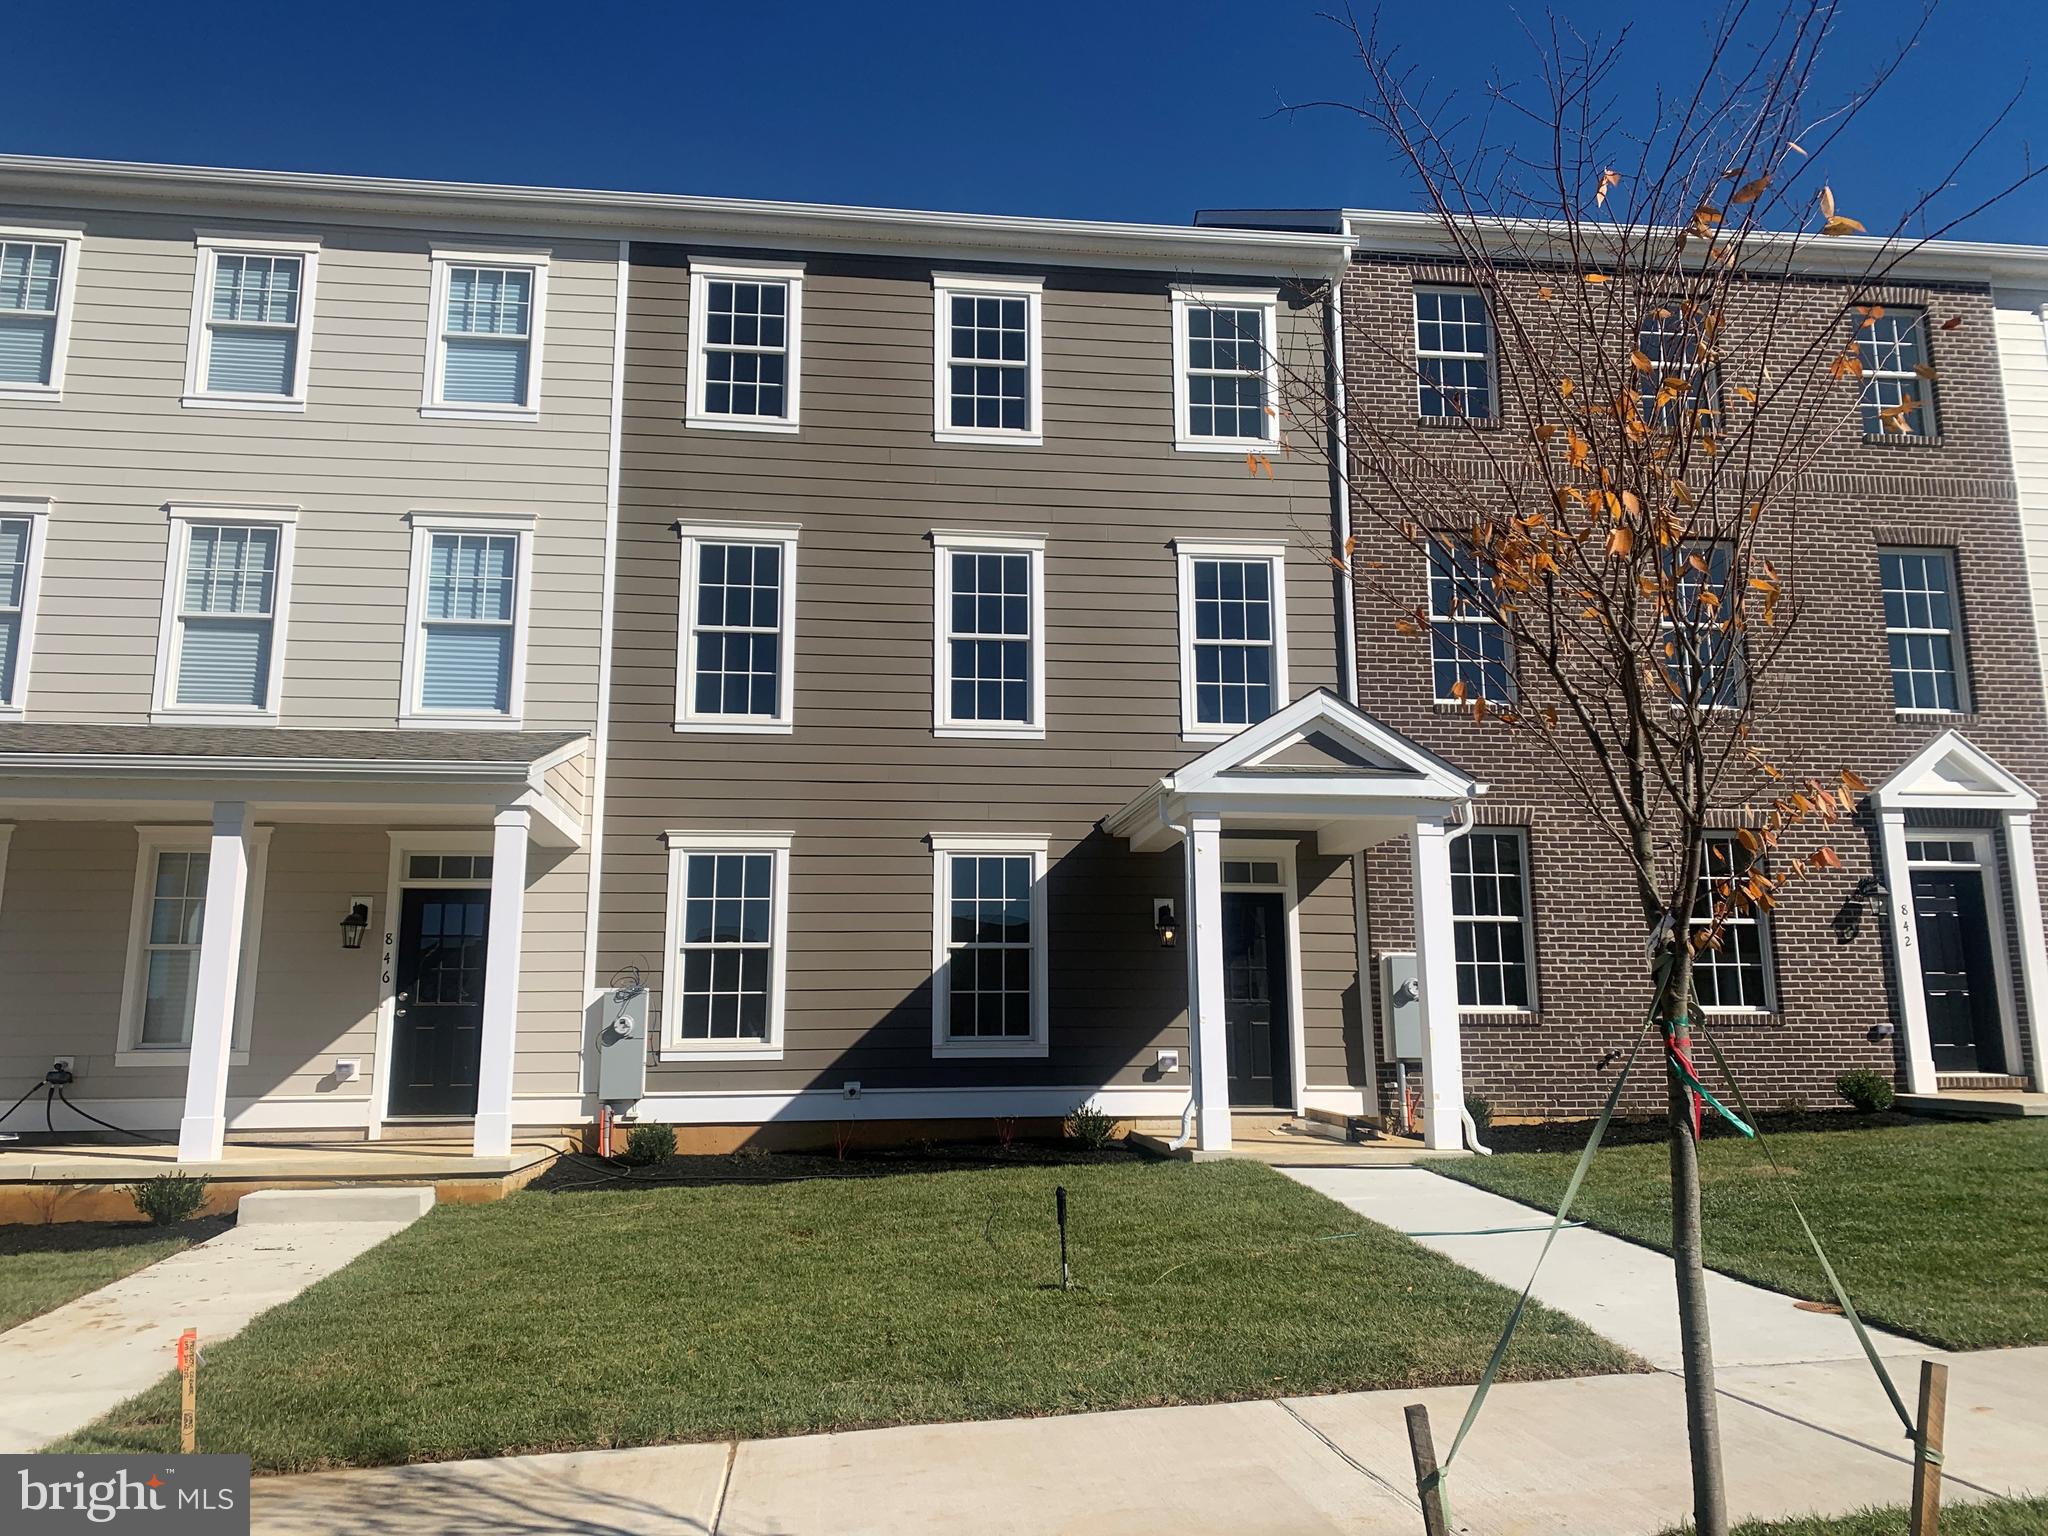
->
<box><xmin>1105</xmin><ymin>691</ymin><xmax>1484</xmax><ymax>1152</ymax></box>
<box><xmin>0</xmin><ymin>725</ymin><xmax>589</xmax><ymax>1168</ymax></box>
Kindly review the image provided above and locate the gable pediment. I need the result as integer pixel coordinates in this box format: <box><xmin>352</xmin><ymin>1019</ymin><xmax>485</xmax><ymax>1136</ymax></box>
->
<box><xmin>1875</xmin><ymin>730</ymin><xmax>2037</xmax><ymax>813</ymax></box>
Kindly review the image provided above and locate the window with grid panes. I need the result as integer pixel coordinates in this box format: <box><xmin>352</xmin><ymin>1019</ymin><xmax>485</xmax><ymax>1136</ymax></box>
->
<box><xmin>1691</xmin><ymin>832</ymin><xmax>1773</xmax><ymax>1011</ymax></box>
<box><xmin>1427</xmin><ymin>540</ymin><xmax>1512</xmax><ymax>703</ymax></box>
<box><xmin>1879</xmin><ymin>549</ymin><xmax>1966</xmax><ymax>712</ymax></box>
<box><xmin>1450</xmin><ymin>830</ymin><xmax>1533</xmax><ymax>1009</ymax></box>
<box><xmin>1414</xmin><ymin>288</ymin><xmax>1493</xmax><ymax>419</ymax></box>
<box><xmin>942</xmin><ymin>853</ymin><xmax>1036</xmax><ymax>1040</ymax></box>
<box><xmin>674</xmin><ymin>851</ymin><xmax>777</xmax><ymax>1041</ymax></box>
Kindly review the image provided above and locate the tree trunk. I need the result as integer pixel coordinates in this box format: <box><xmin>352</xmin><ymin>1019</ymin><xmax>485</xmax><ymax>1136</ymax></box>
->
<box><xmin>1664</xmin><ymin>1000</ymin><xmax>1728</xmax><ymax>1536</ymax></box>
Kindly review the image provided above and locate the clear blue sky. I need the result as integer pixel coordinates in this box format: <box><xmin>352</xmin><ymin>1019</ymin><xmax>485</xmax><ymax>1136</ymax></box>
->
<box><xmin>7</xmin><ymin>1</ymin><xmax>2044</xmax><ymax>240</ymax></box>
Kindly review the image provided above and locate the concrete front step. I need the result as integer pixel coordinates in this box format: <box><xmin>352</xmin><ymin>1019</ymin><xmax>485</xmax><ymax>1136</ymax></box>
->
<box><xmin>1898</xmin><ymin>1090</ymin><xmax>2047</xmax><ymax>1119</ymax></box>
<box><xmin>237</xmin><ymin>1187</ymin><xmax>438</xmax><ymax>1224</ymax></box>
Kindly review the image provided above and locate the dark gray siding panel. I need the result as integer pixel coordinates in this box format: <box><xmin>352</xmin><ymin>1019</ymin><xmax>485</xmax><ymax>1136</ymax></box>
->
<box><xmin>600</xmin><ymin>243</ymin><xmax>1352</xmax><ymax>1099</ymax></box>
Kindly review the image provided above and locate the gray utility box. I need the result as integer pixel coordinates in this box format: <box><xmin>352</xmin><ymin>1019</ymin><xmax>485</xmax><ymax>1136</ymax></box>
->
<box><xmin>1380</xmin><ymin>952</ymin><xmax>1423</xmax><ymax>1061</ymax></box>
<box><xmin>596</xmin><ymin>983</ymin><xmax>650</xmax><ymax>1105</ymax></box>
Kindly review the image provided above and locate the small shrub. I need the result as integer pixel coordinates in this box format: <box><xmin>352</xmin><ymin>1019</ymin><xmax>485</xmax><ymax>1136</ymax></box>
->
<box><xmin>1464</xmin><ymin>1092</ymin><xmax>1494</xmax><ymax>1132</ymax></box>
<box><xmin>1835</xmin><ymin>1069</ymin><xmax>1896</xmax><ymax>1114</ymax></box>
<box><xmin>992</xmin><ymin>1115</ymin><xmax>1019</xmax><ymax>1149</ymax></box>
<box><xmin>1063</xmin><ymin>1099</ymin><xmax>1117</xmax><ymax>1150</ymax></box>
<box><xmin>1777</xmin><ymin>1094</ymin><xmax>1811</xmax><ymax>1117</ymax></box>
<box><xmin>619</xmin><ymin>1122</ymin><xmax>676</xmax><ymax>1166</ymax></box>
<box><xmin>128</xmin><ymin>1173</ymin><xmax>207</xmax><ymax>1226</ymax></box>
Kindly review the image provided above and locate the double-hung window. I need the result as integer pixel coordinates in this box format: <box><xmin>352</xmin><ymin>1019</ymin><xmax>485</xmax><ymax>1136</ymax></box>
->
<box><xmin>1414</xmin><ymin>287</ymin><xmax>1493</xmax><ymax>420</ymax></box>
<box><xmin>401</xmin><ymin>513</ymin><xmax>532</xmax><ymax>727</ymax></box>
<box><xmin>688</xmin><ymin>261</ymin><xmax>803</xmax><ymax>431</ymax></box>
<box><xmin>0</xmin><ymin>498</ymin><xmax>51</xmax><ymax>716</ymax></box>
<box><xmin>153</xmin><ymin>507</ymin><xmax>296</xmax><ymax>722</ymax></box>
<box><xmin>1856</xmin><ymin>309</ymin><xmax>1936</xmax><ymax>438</ymax></box>
<box><xmin>930</xmin><ymin>835</ymin><xmax>1049</xmax><ymax>1057</ymax></box>
<box><xmin>1175</xmin><ymin>540</ymin><xmax>1288</xmax><ymax>738</ymax></box>
<box><xmin>933</xmin><ymin>531</ymin><xmax>1045</xmax><ymax>737</ymax></box>
<box><xmin>425</xmin><ymin>251</ymin><xmax>547</xmax><ymax>418</ymax></box>
<box><xmin>0</xmin><ymin>227</ymin><xmax>81</xmax><ymax>397</ymax></box>
<box><xmin>933</xmin><ymin>273</ymin><xmax>1042</xmax><ymax>443</ymax></box>
<box><xmin>117</xmin><ymin>825</ymin><xmax>270</xmax><ymax>1061</ymax></box>
<box><xmin>1427</xmin><ymin>539</ymin><xmax>1512</xmax><ymax>704</ymax></box>
<box><xmin>660</xmin><ymin>832</ymin><xmax>791</xmax><ymax>1059</ymax></box>
<box><xmin>1171</xmin><ymin>287</ymin><xmax>1279</xmax><ymax>449</ymax></box>
<box><xmin>1636</xmin><ymin>303</ymin><xmax>1718</xmax><ymax>430</ymax></box>
<box><xmin>1450</xmin><ymin>828</ymin><xmax>1535</xmax><ymax>1010</ymax></box>
<box><xmin>1691</xmin><ymin>832</ymin><xmax>1775</xmax><ymax>1012</ymax></box>
<box><xmin>1660</xmin><ymin>542</ymin><xmax>1742</xmax><ymax>708</ymax></box>
<box><xmin>183</xmin><ymin>237</ymin><xmax>318</xmax><ymax>408</ymax></box>
<box><xmin>676</xmin><ymin>523</ymin><xmax>799</xmax><ymax>731</ymax></box>
<box><xmin>1880</xmin><ymin>548</ymin><xmax>1968</xmax><ymax>712</ymax></box>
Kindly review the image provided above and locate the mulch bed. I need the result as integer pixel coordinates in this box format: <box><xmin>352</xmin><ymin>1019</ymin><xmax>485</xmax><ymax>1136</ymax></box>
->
<box><xmin>0</xmin><ymin>1214</ymin><xmax>234</xmax><ymax>1255</ymax></box>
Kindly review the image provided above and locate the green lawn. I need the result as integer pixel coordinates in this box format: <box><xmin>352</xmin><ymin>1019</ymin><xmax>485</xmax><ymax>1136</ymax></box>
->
<box><xmin>1662</xmin><ymin>1496</ymin><xmax>2048</xmax><ymax>1534</ymax></box>
<box><xmin>1444</xmin><ymin>1119</ymin><xmax>2048</xmax><ymax>1350</ymax></box>
<box><xmin>0</xmin><ymin>1219</ymin><xmax>225</xmax><ymax>1333</ymax></box>
<box><xmin>61</xmin><ymin>1158</ymin><xmax>1636</xmax><ymax>1471</ymax></box>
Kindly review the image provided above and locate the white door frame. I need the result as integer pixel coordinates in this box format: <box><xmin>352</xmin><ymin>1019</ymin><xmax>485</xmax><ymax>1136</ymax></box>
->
<box><xmin>1902</xmin><ymin>828</ymin><xmax>2025</xmax><ymax>1078</ymax></box>
<box><xmin>1218</xmin><ymin>836</ymin><xmax>1309</xmax><ymax>1115</ymax></box>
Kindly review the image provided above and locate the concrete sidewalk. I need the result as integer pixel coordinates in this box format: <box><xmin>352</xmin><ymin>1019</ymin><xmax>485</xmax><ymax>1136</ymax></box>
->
<box><xmin>1281</xmin><ymin>1166</ymin><xmax>1920</xmax><ymax>1369</ymax></box>
<box><xmin>248</xmin><ymin>1347</ymin><xmax>2048</xmax><ymax>1535</ymax></box>
<box><xmin>0</xmin><ymin>1188</ymin><xmax>432</xmax><ymax>1452</ymax></box>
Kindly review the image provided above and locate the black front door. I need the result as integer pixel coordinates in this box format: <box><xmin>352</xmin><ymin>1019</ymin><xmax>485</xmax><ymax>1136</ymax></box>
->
<box><xmin>389</xmin><ymin>887</ymin><xmax>491</xmax><ymax>1117</ymax></box>
<box><xmin>1222</xmin><ymin>891</ymin><xmax>1291</xmax><ymax>1107</ymax></box>
<box><xmin>1911</xmin><ymin>868</ymin><xmax>2007</xmax><ymax>1075</ymax></box>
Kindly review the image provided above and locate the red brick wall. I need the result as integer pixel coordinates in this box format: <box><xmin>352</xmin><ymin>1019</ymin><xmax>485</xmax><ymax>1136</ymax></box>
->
<box><xmin>1340</xmin><ymin>250</ymin><xmax>2048</xmax><ymax>1118</ymax></box>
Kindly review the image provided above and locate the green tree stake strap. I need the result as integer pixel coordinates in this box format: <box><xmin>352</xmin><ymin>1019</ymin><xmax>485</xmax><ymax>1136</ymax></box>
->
<box><xmin>1692</xmin><ymin>1018</ymin><xmax>1917</xmax><ymax>1440</ymax></box>
<box><xmin>1423</xmin><ymin>1014</ymin><xmax>1655</xmax><ymax>1526</ymax></box>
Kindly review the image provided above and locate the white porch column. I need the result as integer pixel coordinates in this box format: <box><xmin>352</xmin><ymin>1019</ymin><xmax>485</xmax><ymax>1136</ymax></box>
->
<box><xmin>1188</xmin><ymin>814</ymin><xmax>1232</xmax><ymax>1151</ymax></box>
<box><xmin>473</xmin><ymin>807</ymin><xmax>531</xmax><ymax>1158</ymax></box>
<box><xmin>1878</xmin><ymin>810</ymin><xmax>1939</xmax><ymax>1095</ymax></box>
<box><xmin>177</xmin><ymin>801</ymin><xmax>252</xmax><ymax>1164</ymax></box>
<box><xmin>1409</xmin><ymin>813</ymin><xmax>1465</xmax><ymax>1151</ymax></box>
<box><xmin>2001</xmin><ymin>811</ymin><xmax>2048</xmax><ymax>1091</ymax></box>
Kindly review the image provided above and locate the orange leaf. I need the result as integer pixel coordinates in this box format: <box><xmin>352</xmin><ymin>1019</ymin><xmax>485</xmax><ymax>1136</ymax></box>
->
<box><xmin>1729</xmin><ymin>385</ymin><xmax>1758</xmax><ymax>404</ymax></box>
<box><xmin>1941</xmin><ymin>315</ymin><xmax>1963</xmax><ymax>331</ymax></box>
<box><xmin>1582</xmin><ymin>272</ymin><xmax>1610</xmax><ymax>284</ymax></box>
<box><xmin>1822</xmin><ymin>215</ymin><xmax>1866</xmax><ymax>237</ymax></box>
<box><xmin>1913</xmin><ymin>363</ymin><xmax>1939</xmax><ymax>380</ymax></box>
<box><xmin>1450</xmin><ymin>678</ymin><xmax>1469</xmax><ymax>702</ymax></box>
<box><xmin>1841</xmin><ymin>768</ymin><xmax>1869</xmax><ymax>793</ymax></box>
<box><xmin>1813</xmin><ymin>846</ymin><xmax>1843</xmax><ymax>870</ymax></box>
<box><xmin>1595</xmin><ymin>169</ymin><xmax>1621</xmax><ymax>208</ymax></box>
<box><xmin>1606</xmin><ymin>525</ymin><xmax>1634</xmax><ymax>558</ymax></box>
<box><xmin>1538</xmin><ymin>285</ymin><xmax>1555</xmax><ymax>301</ymax></box>
<box><xmin>1566</xmin><ymin>430</ymin><xmax>1590</xmax><ymax>469</ymax></box>
<box><xmin>1532</xmin><ymin>424</ymin><xmax>1559</xmax><ymax>442</ymax></box>
<box><xmin>1558</xmin><ymin>377</ymin><xmax>1576</xmax><ymax>399</ymax></box>
<box><xmin>1819</xmin><ymin>185</ymin><xmax>1836</xmax><ymax>220</ymax></box>
<box><xmin>1631</xmin><ymin>349</ymin><xmax>1655</xmax><ymax>374</ymax></box>
<box><xmin>1731</xmin><ymin>175</ymin><xmax>1771</xmax><ymax>205</ymax></box>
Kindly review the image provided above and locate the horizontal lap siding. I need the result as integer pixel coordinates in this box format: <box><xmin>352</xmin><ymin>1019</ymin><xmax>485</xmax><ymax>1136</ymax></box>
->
<box><xmin>601</xmin><ymin>245</ymin><xmax>1351</xmax><ymax>1102</ymax></box>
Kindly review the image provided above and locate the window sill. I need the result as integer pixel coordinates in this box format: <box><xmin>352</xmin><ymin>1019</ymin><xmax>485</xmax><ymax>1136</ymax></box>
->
<box><xmin>115</xmin><ymin>1049</ymin><xmax>251</xmax><ymax>1069</ymax></box>
<box><xmin>0</xmin><ymin>705</ymin><xmax>23</xmax><ymax>722</ymax></box>
<box><xmin>935</xmin><ymin>430</ymin><xmax>1044</xmax><ymax>448</ymax></box>
<box><xmin>673</xmin><ymin>718</ymin><xmax>795</xmax><ymax>735</ymax></box>
<box><xmin>1182</xmin><ymin>728</ymin><xmax>1245</xmax><ymax>746</ymax></box>
<box><xmin>420</xmin><ymin>405</ymin><xmax>540</xmax><ymax>424</ymax></box>
<box><xmin>182</xmin><ymin>394</ymin><xmax>307</xmax><ymax>414</ymax></box>
<box><xmin>935</xmin><ymin>724</ymin><xmax>1046</xmax><ymax>741</ymax></box>
<box><xmin>0</xmin><ymin>385</ymin><xmax>62</xmax><ymax>404</ymax></box>
<box><xmin>1896</xmin><ymin>708</ymin><xmax>1969</xmax><ymax>719</ymax></box>
<box><xmin>1174</xmin><ymin>436</ymin><xmax>1279</xmax><ymax>455</ymax></box>
<box><xmin>1696</xmin><ymin>1010</ymin><xmax>1781</xmax><ymax>1025</ymax></box>
<box><xmin>149</xmin><ymin>710</ymin><xmax>279</xmax><ymax>728</ymax></box>
<box><xmin>1860</xmin><ymin>433</ymin><xmax>1942</xmax><ymax>449</ymax></box>
<box><xmin>1460</xmin><ymin>1008</ymin><xmax>1539</xmax><ymax>1022</ymax></box>
<box><xmin>685</xmin><ymin>414</ymin><xmax>800</xmax><ymax>435</ymax></box>
<box><xmin>1415</xmin><ymin>415</ymin><xmax>1500</xmax><ymax>431</ymax></box>
<box><xmin>933</xmin><ymin>1040</ymin><xmax>1051</xmax><ymax>1060</ymax></box>
<box><xmin>658</xmin><ymin>1046</ymin><xmax>784</xmax><ymax>1062</ymax></box>
<box><xmin>397</xmin><ymin>713</ymin><xmax>526</xmax><ymax>732</ymax></box>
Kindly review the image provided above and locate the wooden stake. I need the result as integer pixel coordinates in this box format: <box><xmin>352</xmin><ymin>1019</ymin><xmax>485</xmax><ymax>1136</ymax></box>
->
<box><xmin>176</xmin><ymin>1328</ymin><xmax>198</xmax><ymax>1454</ymax></box>
<box><xmin>1910</xmin><ymin>1359</ymin><xmax>1948</xmax><ymax>1536</ymax></box>
<box><xmin>1405</xmin><ymin>1403</ymin><xmax>1451</xmax><ymax>1536</ymax></box>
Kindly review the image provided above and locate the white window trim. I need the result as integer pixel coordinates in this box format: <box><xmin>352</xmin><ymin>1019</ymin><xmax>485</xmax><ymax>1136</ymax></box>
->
<box><xmin>150</xmin><ymin>504</ymin><xmax>298</xmax><ymax>726</ymax></box>
<box><xmin>1427</xmin><ymin>540</ymin><xmax>1512</xmax><ymax>706</ymax></box>
<box><xmin>675</xmin><ymin>521</ymin><xmax>800</xmax><ymax>734</ymax></box>
<box><xmin>931</xmin><ymin>272</ymin><xmax>1044</xmax><ymax>446</ymax></box>
<box><xmin>0</xmin><ymin>224</ymin><xmax>84</xmax><ymax>403</ymax></box>
<box><xmin>1858</xmin><ymin>309</ymin><xmax>1939</xmax><ymax>439</ymax></box>
<box><xmin>1169</xmin><ymin>285</ymin><xmax>1280</xmax><ymax>452</ymax></box>
<box><xmin>1450</xmin><ymin>826</ymin><xmax>1539</xmax><ymax>1017</ymax></box>
<box><xmin>929</xmin><ymin>833</ymin><xmax>1050</xmax><ymax>1059</ymax></box>
<box><xmin>658</xmin><ymin>830</ymin><xmax>793</xmax><ymax>1061</ymax></box>
<box><xmin>181</xmin><ymin>235</ymin><xmax>320</xmax><ymax>412</ymax></box>
<box><xmin>1172</xmin><ymin>537</ymin><xmax>1291</xmax><ymax>743</ymax></box>
<box><xmin>931</xmin><ymin>529</ymin><xmax>1047</xmax><ymax>739</ymax></box>
<box><xmin>686</xmin><ymin>259</ymin><xmax>805</xmax><ymax>434</ymax></box>
<box><xmin>398</xmin><ymin>510</ymin><xmax>536</xmax><ymax>731</ymax></box>
<box><xmin>1412</xmin><ymin>284</ymin><xmax>1496</xmax><ymax>421</ymax></box>
<box><xmin>0</xmin><ymin>496</ymin><xmax>52</xmax><ymax>718</ymax></box>
<box><xmin>114</xmin><ymin>823</ymin><xmax>273</xmax><ymax>1067</ymax></box>
<box><xmin>1880</xmin><ymin>546</ymin><xmax>1971</xmax><ymax>716</ymax></box>
<box><xmin>1693</xmin><ymin>831</ymin><xmax>1779</xmax><ymax>1016</ymax></box>
<box><xmin>420</xmin><ymin>247</ymin><xmax>551</xmax><ymax>422</ymax></box>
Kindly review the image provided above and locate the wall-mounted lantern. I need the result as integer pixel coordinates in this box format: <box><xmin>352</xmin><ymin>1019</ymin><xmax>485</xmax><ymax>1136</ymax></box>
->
<box><xmin>340</xmin><ymin>898</ymin><xmax>372</xmax><ymax>950</ymax></box>
<box><xmin>1153</xmin><ymin>897</ymin><xmax>1179</xmax><ymax>949</ymax></box>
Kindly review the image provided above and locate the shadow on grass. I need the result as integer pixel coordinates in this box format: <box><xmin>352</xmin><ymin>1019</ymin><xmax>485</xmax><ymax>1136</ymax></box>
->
<box><xmin>1484</xmin><ymin>1109</ymin><xmax>1920</xmax><ymax>1155</ymax></box>
<box><xmin>529</xmin><ymin>1139</ymin><xmax>1148</xmax><ymax>1194</ymax></box>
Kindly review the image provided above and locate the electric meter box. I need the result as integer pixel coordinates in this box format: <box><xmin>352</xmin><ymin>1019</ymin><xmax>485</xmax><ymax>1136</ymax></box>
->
<box><xmin>1380</xmin><ymin>952</ymin><xmax>1423</xmax><ymax>1061</ymax></box>
<box><xmin>596</xmin><ymin>984</ymin><xmax>650</xmax><ymax>1104</ymax></box>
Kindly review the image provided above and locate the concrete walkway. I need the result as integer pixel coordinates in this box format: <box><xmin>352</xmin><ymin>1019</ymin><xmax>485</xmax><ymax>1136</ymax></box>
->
<box><xmin>1281</xmin><ymin>1166</ymin><xmax>1921</xmax><ymax>1369</ymax></box>
<box><xmin>248</xmin><ymin>1347</ymin><xmax>2048</xmax><ymax>1535</ymax></box>
<box><xmin>0</xmin><ymin>1188</ymin><xmax>433</xmax><ymax>1452</ymax></box>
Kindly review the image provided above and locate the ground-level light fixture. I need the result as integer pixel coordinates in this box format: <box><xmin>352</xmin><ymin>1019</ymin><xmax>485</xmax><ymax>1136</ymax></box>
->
<box><xmin>1153</xmin><ymin>898</ymin><xmax>1179</xmax><ymax>948</ymax></box>
<box><xmin>340</xmin><ymin>899</ymin><xmax>372</xmax><ymax>950</ymax></box>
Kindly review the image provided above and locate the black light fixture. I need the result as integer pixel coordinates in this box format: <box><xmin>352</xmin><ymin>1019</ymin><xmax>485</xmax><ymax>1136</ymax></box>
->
<box><xmin>1154</xmin><ymin>898</ymin><xmax>1179</xmax><ymax>949</ymax></box>
<box><xmin>339</xmin><ymin>900</ymin><xmax>371</xmax><ymax>950</ymax></box>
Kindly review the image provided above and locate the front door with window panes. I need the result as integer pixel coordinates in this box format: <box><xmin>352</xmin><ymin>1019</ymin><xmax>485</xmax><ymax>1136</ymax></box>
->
<box><xmin>1907</xmin><ymin>840</ymin><xmax>2008</xmax><ymax>1075</ymax></box>
<box><xmin>390</xmin><ymin>885</ymin><xmax>491</xmax><ymax>1116</ymax></box>
<box><xmin>140</xmin><ymin>850</ymin><xmax>210</xmax><ymax>1047</ymax></box>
